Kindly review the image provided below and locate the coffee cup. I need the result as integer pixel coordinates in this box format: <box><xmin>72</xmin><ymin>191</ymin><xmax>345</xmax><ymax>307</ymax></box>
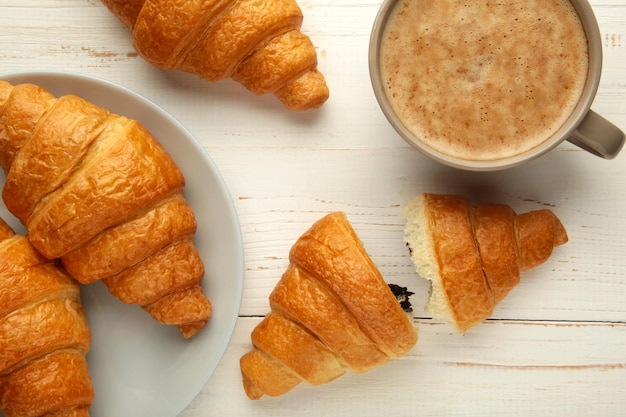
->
<box><xmin>369</xmin><ymin>0</ymin><xmax>625</xmax><ymax>171</ymax></box>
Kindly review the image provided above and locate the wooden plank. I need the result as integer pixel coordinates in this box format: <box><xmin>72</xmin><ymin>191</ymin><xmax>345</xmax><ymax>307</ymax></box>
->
<box><xmin>182</xmin><ymin>317</ymin><xmax>626</xmax><ymax>417</ymax></box>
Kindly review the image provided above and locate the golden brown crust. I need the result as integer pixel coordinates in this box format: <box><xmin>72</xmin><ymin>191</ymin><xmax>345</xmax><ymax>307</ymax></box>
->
<box><xmin>289</xmin><ymin>212</ymin><xmax>417</xmax><ymax>358</ymax></box>
<box><xmin>406</xmin><ymin>193</ymin><xmax>568</xmax><ymax>334</ymax></box>
<box><xmin>472</xmin><ymin>203</ymin><xmax>520</xmax><ymax>304</ymax></box>
<box><xmin>422</xmin><ymin>194</ymin><xmax>494</xmax><ymax>334</ymax></box>
<box><xmin>270</xmin><ymin>264</ymin><xmax>388</xmax><ymax>373</ymax></box>
<box><xmin>240</xmin><ymin>212</ymin><xmax>417</xmax><ymax>399</ymax></box>
<box><xmin>0</xmin><ymin>218</ymin><xmax>13</xmax><ymax>241</ymax></box>
<box><xmin>0</xmin><ymin>83</ymin><xmax>55</xmax><ymax>173</ymax></box>
<box><xmin>25</xmin><ymin>117</ymin><xmax>185</xmax><ymax>259</ymax></box>
<box><xmin>0</xmin><ymin>296</ymin><xmax>90</xmax><ymax>374</ymax></box>
<box><xmin>252</xmin><ymin>312</ymin><xmax>346</xmax><ymax>385</ymax></box>
<box><xmin>274</xmin><ymin>69</ymin><xmax>329</xmax><ymax>110</ymax></box>
<box><xmin>0</xmin><ymin>349</ymin><xmax>93</xmax><ymax>417</ymax></box>
<box><xmin>179</xmin><ymin>0</ymin><xmax>303</xmax><ymax>81</ymax></box>
<box><xmin>142</xmin><ymin>284</ymin><xmax>211</xmax><ymax>338</ymax></box>
<box><xmin>233</xmin><ymin>30</ymin><xmax>318</xmax><ymax>95</ymax></box>
<box><xmin>0</xmin><ymin>81</ymin><xmax>211</xmax><ymax>338</ymax></box>
<box><xmin>132</xmin><ymin>0</ymin><xmax>232</xmax><ymax>69</ymax></box>
<box><xmin>0</xmin><ymin>241</ymin><xmax>77</xmax><ymax>322</ymax></box>
<box><xmin>515</xmin><ymin>209</ymin><xmax>569</xmax><ymax>271</ymax></box>
<box><xmin>62</xmin><ymin>194</ymin><xmax>197</xmax><ymax>284</ymax></box>
<box><xmin>240</xmin><ymin>348</ymin><xmax>300</xmax><ymax>399</ymax></box>
<box><xmin>104</xmin><ymin>239</ymin><xmax>205</xmax><ymax>306</ymax></box>
<box><xmin>0</xmin><ymin>81</ymin><xmax>12</xmax><ymax>106</ymax></box>
<box><xmin>102</xmin><ymin>0</ymin><xmax>329</xmax><ymax>110</ymax></box>
<box><xmin>100</xmin><ymin>0</ymin><xmax>147</xmax><ymax>30</ymax></box>
<box><xmin>0</xmin><ymin>229</ymin><xmax>93</xmax><ymax>417</ymax></box>
<box><xmin>4</xmin><ymin>94</ymin><xmax>110</xmax><ymax>224</ymax></box>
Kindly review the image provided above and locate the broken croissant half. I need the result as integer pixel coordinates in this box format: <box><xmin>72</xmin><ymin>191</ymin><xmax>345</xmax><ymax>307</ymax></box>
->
<box><xmin>240</xmin><ymin>212</ymin><xmax>418</xmax><ymax>399</ymax></box>
<box><xmin>404</xmin><ymin>193</ymin><xmax>568</xmax><ymax>334</ymax></box>
<box><xmin>0</xmin><ymin>80</ymin><xmax>211</xmax><ymax>338</ymax></box>
<box><xmin>101</xmin><ymin>0</ymin><xmax>329</xmax><ymax>110</ymax></box>
<box><xmin>0</xmin><ymin>218</ymin><xmax>93</xmax><ymax>417</ymax></box>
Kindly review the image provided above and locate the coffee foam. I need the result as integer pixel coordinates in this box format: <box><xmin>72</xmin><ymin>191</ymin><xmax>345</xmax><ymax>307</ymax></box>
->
<box><xmin>381</xmin><ymin>0</ymin><xmax>589</xmax><ymax>161</ymax></box>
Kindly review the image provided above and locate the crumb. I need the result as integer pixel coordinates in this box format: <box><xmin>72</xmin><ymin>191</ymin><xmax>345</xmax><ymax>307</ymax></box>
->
<box><xmin>406</xmin><ymin>242</ymin><xmax>413</xmax><ymax>254</ymax></box>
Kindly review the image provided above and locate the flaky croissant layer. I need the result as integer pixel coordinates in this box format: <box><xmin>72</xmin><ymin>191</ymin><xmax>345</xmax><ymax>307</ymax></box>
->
<box><xmin>0</xmin><ymin>80</ymin><xmax>211</xmax><ymax>338</ymax></box>
<box><xmin>240</xmin><ymin>212</ymin><xmax>418</xmax><ymax>399</ymax></box>
<box><xmin>101</xmin><ymin>0</ymin><xmax>329</xmax><ymax>110</ymax></box>
<box><xmin>0</xmin><ymin>218</ymin><xmax>94</xmax><ymax>417</ymax></box>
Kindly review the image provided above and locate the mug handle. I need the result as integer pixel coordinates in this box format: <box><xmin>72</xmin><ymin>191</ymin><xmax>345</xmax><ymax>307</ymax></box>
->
<box><xmin>567</xmin><ymin>110</ymin><xmax>625</xmax><ymax>159</ymax></box>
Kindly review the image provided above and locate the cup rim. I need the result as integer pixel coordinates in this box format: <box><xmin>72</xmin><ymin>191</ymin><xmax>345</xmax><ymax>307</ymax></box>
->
<box><xmin>368</xmin><ymin>0</ymin><xmax>603</xmax><ymax>171</ymax></box>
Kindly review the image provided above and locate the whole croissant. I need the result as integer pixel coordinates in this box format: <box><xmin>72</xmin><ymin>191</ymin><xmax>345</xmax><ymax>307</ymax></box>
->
<box><xmin>404</xmin><ymin>193</ymin><xmax>568</xmax><ymax>334</ymax></box>
<box><xmin>0</xmin><ymin>218</ymin><xmax>93</xmax><ymax>417</ymax></box>
<box><xmin>100</xmin><ymin>0</ymin><xmax>329</xmax><ymax>110</ymax></box>
<box><xmin>0</xmin><ymin>81</ymin><xmax>211</xmax><ymax>338</ymax></box>
<box><xmin>240</xmin><ymin>212</ymin><xmax>418</xmax><ymax>399</ymax></box>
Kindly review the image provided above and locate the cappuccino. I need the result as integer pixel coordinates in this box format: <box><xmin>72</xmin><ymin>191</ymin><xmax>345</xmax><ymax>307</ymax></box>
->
<box><xmin>380</xmin><ymin>0</ymin><xmax>589</xmax><ymax>161</ymax></box>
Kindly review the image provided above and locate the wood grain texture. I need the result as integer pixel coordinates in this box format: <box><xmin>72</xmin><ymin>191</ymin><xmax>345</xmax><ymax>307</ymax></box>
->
<box><xmin>1</xmin><ymin>0</ymin><xmax>625</xmax><ymax>416</ymax></box>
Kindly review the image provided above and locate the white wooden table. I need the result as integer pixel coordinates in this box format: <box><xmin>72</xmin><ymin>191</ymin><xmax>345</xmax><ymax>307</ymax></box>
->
<box><xmin>1</xmin><ymin>1</ymin><xmax>625</xmax><ymax>416</ymax></box>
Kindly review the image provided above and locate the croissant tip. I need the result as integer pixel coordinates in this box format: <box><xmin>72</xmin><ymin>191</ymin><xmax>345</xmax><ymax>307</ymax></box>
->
<box><xmin>553</xmin><ymin>215</ymin><xmax>569</xmax><ymax>246</ymax></box>
<box><xmin>178</xmin><ymin>320</ymin><xmax>209</xmax><ymax>339</ymax></box>
<box><xmin>242</xmin><ymin>374</ymin><xmax>264</xmax><ymax>401</ymax></box>
<box><xmin>279</xmin><ymin>92</ymin><xmax>329</xmax><ymax>111</ymax></box>
<box><xmin>275</xmin><ymin>69</ymin><xmax>330</xmax><ymax>111</ymax></box>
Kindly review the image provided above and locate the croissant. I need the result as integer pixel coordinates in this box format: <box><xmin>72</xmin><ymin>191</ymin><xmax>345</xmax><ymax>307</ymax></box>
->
<box><xmin>0</xmin><ymin>80</ymin><xmax>211</xmax><ymax>338</ymax></box>
<box><xmin>404</xmin><ymin>193</ymin><xmax>568</xmax><ymax>334</ymax></box>
<box><xmin>0</xmin><ymin>218</ymin><xmax>93</xmax><ymax>417</ymax></box>
<box><xmin>240</xmin><ymin>212</ymin><xmax>418</xmax><ymax>399</ymax></box>
<box><xmin>100</xmin><ymin>0</ymin><xmax>329</xmax><ymax>111</ymax></box>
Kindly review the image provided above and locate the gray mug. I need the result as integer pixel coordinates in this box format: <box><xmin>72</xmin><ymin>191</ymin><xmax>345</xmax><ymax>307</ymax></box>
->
<box><xmin>369</xmin><ymin>0</ymin><xmax>625</xmax><ymax>171</ymax></box>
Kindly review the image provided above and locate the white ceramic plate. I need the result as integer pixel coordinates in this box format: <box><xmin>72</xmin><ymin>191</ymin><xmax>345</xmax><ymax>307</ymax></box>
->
<box><xmin>0</xmin><ymin>72</ymin><xmax>244</xmax><ymax>417</ymax></box>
